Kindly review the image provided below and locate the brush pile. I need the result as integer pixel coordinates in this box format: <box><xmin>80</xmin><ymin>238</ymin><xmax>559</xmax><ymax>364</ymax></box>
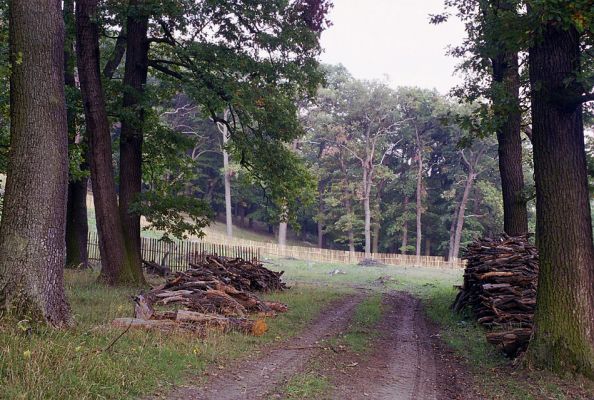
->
<box><xmin>113</xmin><ymin>256</ymin><xmax>288</xmax><ymax>337</ymax></box>
<box><xmin>452</xmin><ymin>234</ymin><xmax>538</xmax><ymax>357</ymax></box>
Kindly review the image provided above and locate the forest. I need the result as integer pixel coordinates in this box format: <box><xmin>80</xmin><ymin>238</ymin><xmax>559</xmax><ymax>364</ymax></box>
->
<box><xmin>1</xmin><ymin>0</ymin><xmax>594</xmax><ymax>399</ymax></box>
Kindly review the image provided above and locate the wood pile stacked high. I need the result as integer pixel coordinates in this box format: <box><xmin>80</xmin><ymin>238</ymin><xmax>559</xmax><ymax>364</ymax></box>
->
<box><xmin>113</xmin><ymin>256</ymin><xmax>287</xmax><ymax>336</ymax></box>
<box><xmin>452</xmin><ymin>234</ymin><xmax>538</xmax><ymax>357</ymax></box>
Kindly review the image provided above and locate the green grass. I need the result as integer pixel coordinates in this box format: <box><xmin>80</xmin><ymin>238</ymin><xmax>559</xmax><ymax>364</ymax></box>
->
<box><xmin>339</xmin><ymin>293</ymin><xmax>383</xmax><ymax>354</ymax></box>
<box><xmin>0</xmin><ymin>271</ymin><xmax>347</xmax><ymax>400</ymax></box>
<box><xmin>419</xmin><ymin>284</ymin><xmax>594</xmax><ymax>399</ymax></box>
<box><xmin>281</xmin><ymin>371</ymin><xmax>332</xmax><ymax>399</ymax></box>
<box><xmin>266</xmin><ymin>258</ymin><xmax>463</xmax><ymax>294</ymax></box>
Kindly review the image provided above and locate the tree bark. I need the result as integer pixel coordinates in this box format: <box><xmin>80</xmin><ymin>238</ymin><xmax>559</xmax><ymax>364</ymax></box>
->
<box><xmin>372</xmin><ymin>221</ymin><xmax>380</xmax><ymax>254</ymax></box>
<box><xmin>400</xmin><ymin>196</ymin><xmax>409</xmax><ymax>255</ymax></box>
<box><xmin>339</xmin><ymin>154</ymin><xmax>356</xmax><ymax>257</ymax></box>
<box><xmin>415</xmin><ymin>125</ymin><xmax>423</xmax><ymax>265</ymax></box>
<box><xmin>317</xmin><ymin>180</ymin><xmax>325</xmax><ymax>248</ymax></box>
<box><xmin>118</xmin><ymin>0</ymin><xmax>149</xmax><ymax>283</ymax></box>
<box><xmin>362</xmin><ymin>167</ymin><xmax>372</xmax><ymax>258</ymax></box>
<box><xmin>0</xmin><ymin>0</ymin><xmax>71</xmax><ymax>326</ymax></box>
<box><xmin>278</xmin><ymin>198</ymin><xmax>288</xmax><ymax>249</ymax></box>
<box><xmin>217</xmin><ymin>112</ymin><xmax>233</xmax><ymax>238</ymax></box>
<box><xmin>453</xmin><ymin>170</ymin><xmax>476</xmax><ymax>259</ymax></box>
<box><xmin>527</xmin><ymin>22</ymin><xmax>594</xmax><ymax>377</ymax></box>
<box><xmin>64</xmin><ymin>0</ymin><xmax>89</xmax><ymax>268</ymax></box>
<box><xmin>492</xmin><ymin>50</ymin><xmax>528</xmax><ymax>236</ymax></box>
<box><xmin>448</xmin><ymin>205</ymin><xmax>458</xmax><ymax>261</ymax></box>
<box><xmin>76</xmin><ymin>0</ymin><xmax>137</xmax><ymax>285</ymax></box>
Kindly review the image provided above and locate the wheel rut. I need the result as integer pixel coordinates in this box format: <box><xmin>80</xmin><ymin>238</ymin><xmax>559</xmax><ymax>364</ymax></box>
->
<box><xmin>159</xmin><ymin>291</ymin><xmax>366</xmax><ymax>400</ymax></box>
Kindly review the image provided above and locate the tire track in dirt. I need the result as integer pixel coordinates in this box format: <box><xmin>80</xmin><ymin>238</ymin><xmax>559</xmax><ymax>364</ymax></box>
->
<box><xmin>330</xmin><ymin>291</ymin><xmax>472</xmax><ymax>400</ymax></box>
<box><xmin>160</xmin><ymin>291</ymin><xmax>367</xmax><ymax>400</ymax></box>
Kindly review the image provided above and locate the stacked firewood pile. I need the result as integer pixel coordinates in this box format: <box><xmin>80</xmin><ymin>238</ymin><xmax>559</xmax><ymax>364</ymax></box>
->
<box><xmin>189</xmin><ymin>254</ymin><xmax>287</xmax><ymax>292</ymax></box>
<box><xmin>452</xmin><ymin>234</ymin><xmax>538</xmax><ymax>357</ymax></box>
<box><xmin>113</xmin><ymin>256</ymin><xmax>287</xmax><ymax>336</ymax></box>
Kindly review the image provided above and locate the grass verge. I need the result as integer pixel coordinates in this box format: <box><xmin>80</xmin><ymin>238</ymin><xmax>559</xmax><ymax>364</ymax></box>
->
<box><xmin>422</xmin><ymin>285</ymin><xmax>594</xmax><ymax>399</ymax></box>
<box><xmin>336</xmin><ymin>293</ymin><xmax>383</xmax><ymax>354</ymax></box>
<box><xmin>0</xmin><ymin>271</ymin><xmax>347</xmax><ymax>400</ymax></box>
<box><xmin>281</xmin><ymin>370</ymin><xmax>332</xmax><ymax>399</ymax></box>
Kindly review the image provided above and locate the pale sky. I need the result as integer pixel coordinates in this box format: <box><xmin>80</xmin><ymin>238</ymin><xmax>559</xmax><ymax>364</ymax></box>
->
<box><xmin>320</xmin><ymin>0</ymin><xmax>465</xmax><ymax>94</ymax></box>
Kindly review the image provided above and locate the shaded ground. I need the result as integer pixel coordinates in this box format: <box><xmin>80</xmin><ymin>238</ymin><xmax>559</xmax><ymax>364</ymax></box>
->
<box><xmin>154</xmin><ymin>290</ymin><xmax>476</xmax><ymax>400</ymax></box>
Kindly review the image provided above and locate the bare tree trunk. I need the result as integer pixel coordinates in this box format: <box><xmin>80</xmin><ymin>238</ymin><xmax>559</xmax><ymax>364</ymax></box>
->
<box><xmin>527</xmin><ymin>22</ymin><xmax>594</xmax><ymax>376</ymax></box>
<box><xmin>453</xmin><ymin>171</ymin><xmax>476</xmax><ymax>259</ymax></box>
<box><xmin>486</xmin><ymin>0</ymin><xmax>529</xmax><ymax>237</ymax></box>
<box><xmin>448</xmin><ymin>206</ymin><xmax>458</xmax><ymax>261</ymax></box>
<box><xmin>424</xmin><ymin>237</ymin><xmax>431</xmax><ymax>256</ymax></box>
<box><xmin>363</xmin><ymin>168</ymin><xmax>372</xmax><ymax>258</ymax></box>
<box><xmin>76</xmin><ymin>0</ymin><xmax>135</xmax><ymax>285</ymax></box>
<box><xmin>0</xmin><ymin>0</ymin><xmax>71</xmax><ymax>325</ymax></box>
<box><xmin>278</xmin><ymin>201</ymin><xmax>288</xmax><ymax>250</ymax></box>
<box><xmin>317</xmin><ymin>181</ymin><xmax>325</xmax><ymax>248</ymax></box>
<box><xmin>217</xmin><ymin>113</ymin><xmax>233</xmax><ymax>238</ymax></box>
<box><xmin>64</xmin><ymin>0</ymin><xmax>89</xmax><ymax>269</ymax></box>
<box><xmin>401</xmin><ymin>196</ymin><xmax>409</xmax><ymax>254</ymax></box>
<box><xmin>278</xmin><ymin>221</ymin><xmax>287</xmax><ymax>247</ymax></box>
<box><xmin>372</xmin><ymin>222</ymin><xmax>380</xmax><ymax>254</ymax></box>
<box><xmin>339</xmin><ymin>154</ymin><xmax>356</xmax><ymax>257</ymax></box>
<box><xmin>118</xmin><ymin>0</ymin><xmax>148</xmax><ymax>284</ymax></box>
<box><xmin>415</xmin><ymin>126</ymin><xmax>423</xmax><ymax>265</ymax></box>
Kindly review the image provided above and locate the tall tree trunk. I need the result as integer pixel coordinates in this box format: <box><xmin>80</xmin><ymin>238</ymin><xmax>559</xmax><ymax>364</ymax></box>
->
<box><xmin>401</xmin><ymin>196</ymin><xmax>409</xmax><ymax>254</ymax></box>
<box><xmin>492</xmin><ymin>50</ymin><xmax>528</xmax><ymax>236</ymax></box>
<box><xmin>118</xmin><ymin>0</ymin><xmax>149</xmax><ymax>283</ymax></box>
<box><xmin>372</xmin><ymin>222</ymin><xmax>380</xmax><ymax>254</ymax></box>
<box><xmin>317</xmin><ymin>181</ymin><xmax>325</xmax><ymax>248</ymax></box>
<box><xmin>453</xmin><ymin>171</ymin><xmax>476</xmax><ymax>259</ymax></box>
<box><xmin>76</xmin><ymin>0</ymin><xmax>137</xmax><ymax>285</ymax></box>
<box><xmin>415</xmin><ymin>126</ymin><xmax>423</xmax><ymax>265</ymax></box>
<box><xmin>278</xmin><ymin>203</ymin><xmax>288</xmax><ymax>249</ymax></box>
<box><xmin>217</xmin><ymin>114</ymin><xmax>233</xmax><ymax>238</ymax></box>
<box><xmin>0</xmin><ymin>0</ymin><xmax>71</xmax><ymax>325</ymax></box>
<box><xmin>64</xmin><ymin>0</ymin><xmax>89</xmax><ymax>268</ymax></box>
<box><xmin>362</xmin><ymin>167</ymin><xmax>372</xmax><ymax>258</ymax></box>
<box><xmin>278</xmin><ymin>221</ymin><xmax>287</xmax><ymax>247</ymax></box>
<box><xmin>527</xmin><ymin>23</ymin><xmax>594</xmax><ymax>376</ymax></box>
<box><xmin>448</xmin><ymin>205</ymin><xmax>458</xmax><ymax>261</ymax></box>
<box><xmin>424</xmin><ymin>237</ymin><xmax>431</xmax><ymax>256</ymax></box>
<box><xmin>339</xmin><ymin>154</ymin><xmax>355</xmax><ymax>257</ymax></box>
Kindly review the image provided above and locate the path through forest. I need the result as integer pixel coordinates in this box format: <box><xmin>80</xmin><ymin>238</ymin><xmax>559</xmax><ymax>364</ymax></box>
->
<box><xmin>153</xmin><ymin>291</ymin><xmax>472</xmax><ymax>400</ymax></box>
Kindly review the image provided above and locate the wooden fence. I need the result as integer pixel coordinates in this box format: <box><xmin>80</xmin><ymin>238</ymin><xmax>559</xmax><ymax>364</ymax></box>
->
<box><xmin>87</xmin><ymin>231</ymin><xmax>261</xmax><ymax>272</ymax></box>
<box><xmin>88</xmin><ymin>231</ymin><xmax>464</xmax><ymax>271</ymax></box>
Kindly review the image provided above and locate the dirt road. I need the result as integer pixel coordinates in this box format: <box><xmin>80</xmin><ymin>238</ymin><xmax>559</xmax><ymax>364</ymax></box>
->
<box><xmin>155</xmin><ymin>291</ymin><xmax>471</xmax><ymax>400</ymax></box>
<box><xmin>160</xmin><ymin>292</ymin><xmax>366</xmax><ymax>400</ymax></box>
<box><xmin>330</xmin><ymin>292</ymin><xmax>470</xmax><ymax>400</ymax></box>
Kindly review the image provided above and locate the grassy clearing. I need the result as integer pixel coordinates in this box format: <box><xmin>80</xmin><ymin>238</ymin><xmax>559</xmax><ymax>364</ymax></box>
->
<box><xmin>0</xmin><ymin>271</ymin><xmax>347</xmax><ymax>400</ymax></box>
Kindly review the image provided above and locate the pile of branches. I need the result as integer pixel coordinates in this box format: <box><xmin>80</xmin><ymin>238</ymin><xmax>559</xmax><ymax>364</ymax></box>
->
<box><xmin>452</xmin><ymin>234</ymin><xmax>538</xmax><ymax>357</ymax></box>
<box><xmin>189</xmin><ymin>255</ymin><xmax>287</xmax><ymax>292</ymax></box>
<box><xmin>113</xmin><ymin>258</ymin><xmax>288</xmax><ymax>336</ymax></box>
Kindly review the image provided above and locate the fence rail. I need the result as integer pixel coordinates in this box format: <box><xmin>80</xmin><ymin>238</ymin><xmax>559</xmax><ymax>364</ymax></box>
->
<box><xmin>88</xmin><ymin>231</ymin><xmax>261</xmax><ymax>273</ymax></box>
<box><xmin>88</xmin><ymin>231</ymin><xmax>464</xmax><ymax>271</ymax></box>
